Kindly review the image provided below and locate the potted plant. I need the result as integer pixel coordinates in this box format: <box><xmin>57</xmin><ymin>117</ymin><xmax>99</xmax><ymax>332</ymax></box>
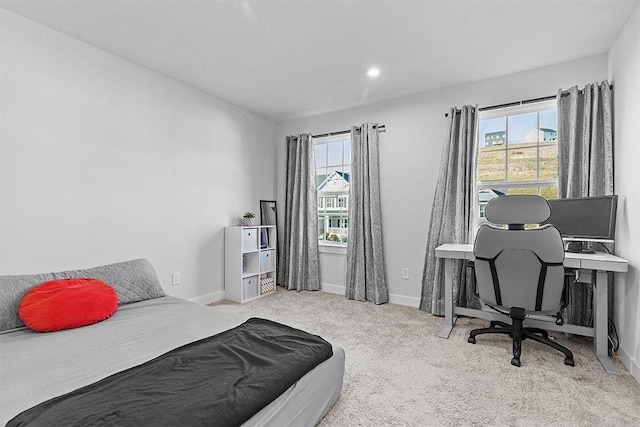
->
<box><xmin>241</xmin><ymin>211</ymin><xmax>256</xmax><ymax>226</ymax></box>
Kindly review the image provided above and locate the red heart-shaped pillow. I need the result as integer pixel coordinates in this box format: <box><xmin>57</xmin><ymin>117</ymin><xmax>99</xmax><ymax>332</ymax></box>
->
<box><xmin>19</xmin><ymin>278</ymin><xmax>118</xmax><ymax>332</ymax></box>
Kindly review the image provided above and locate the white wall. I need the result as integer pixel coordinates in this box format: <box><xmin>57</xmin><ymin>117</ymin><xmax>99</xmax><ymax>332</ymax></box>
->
<box><xmin>277</xmin><ymin>55</ymin><xmax>608</xmax><ymax>307</ymax></box>
<box><xmin>608</xmin><ymin>2</ymin><xmax>640</xmax><ymax>381</ymax></box>
<box><xmin>0</xmin><ymin>9</ymin><xmax>277</xmax><ymax>303</ymax></box>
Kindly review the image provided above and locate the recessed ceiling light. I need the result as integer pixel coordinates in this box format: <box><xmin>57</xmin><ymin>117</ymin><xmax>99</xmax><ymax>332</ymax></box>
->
<box><xmin>367</xmin><ymin>67</ymin><xmax>380</xmax><ymax>78</ymax></box>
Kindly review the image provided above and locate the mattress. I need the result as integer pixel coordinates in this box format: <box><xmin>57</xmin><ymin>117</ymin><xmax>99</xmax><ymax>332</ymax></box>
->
<box><xmin>0</xmin><ymin>296</ymin><xmax>345</xmax><ymax>425</ymax></box>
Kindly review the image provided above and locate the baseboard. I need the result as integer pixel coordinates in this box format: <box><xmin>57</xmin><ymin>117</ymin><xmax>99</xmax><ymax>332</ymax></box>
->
<box><xmin>320</xmin><ymin>283</ymin><xmax>345</xmax><ymax>295</ymax></box>
<box><xmin>618</xmin><ymin>344</ymin><xmax>640</xmax><ymax>384</ymax></box>
<box><xmin>388</xmin><ymin>293</ymin><xmax>420</xmax><ymax>308</ymax></box>
<box><xmin>320</xmin><ymin>282</ymin><xmax>420</xmax><ymax>308</ymax></box>
<box><xmin>189</xmin><ymin>291</ymin><xmax>224</xmax><ymax>305</ymax></box>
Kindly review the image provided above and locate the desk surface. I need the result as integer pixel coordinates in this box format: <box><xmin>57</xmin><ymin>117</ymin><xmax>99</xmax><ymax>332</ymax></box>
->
<box><xmin>435</xmin><ymin>243</ymin><xmax>628</xmax><ymax>273</ymax></box>
<box><xmin>435</xmin><ymin>242</ymin><xmax>628</xmax><ymax>375</ymax></box>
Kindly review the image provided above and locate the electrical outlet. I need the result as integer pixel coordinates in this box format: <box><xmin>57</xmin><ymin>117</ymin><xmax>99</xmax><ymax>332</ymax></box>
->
<box><xmin>401</xmin><ymin>268</ymin><xmax>410</xmax><ymax>280</ymax></box>
<box><xmin>171</xmin><ymin>272</ymin><xmax>181</xmax><ymax>286</ymax></box>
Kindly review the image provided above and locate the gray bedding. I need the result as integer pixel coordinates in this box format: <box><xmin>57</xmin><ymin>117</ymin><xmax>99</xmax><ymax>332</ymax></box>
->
<box><xmin>0</xmin><ymin>296</ymin><xmax>345</xmax><ymax>426</ymax></box>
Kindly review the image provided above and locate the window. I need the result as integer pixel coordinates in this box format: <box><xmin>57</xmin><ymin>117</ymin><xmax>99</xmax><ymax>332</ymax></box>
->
<box><xmin>315</xmin><ymin>134</ymin><xmax>351</xmax><ymax>245</ymax></box>
<box><xmin>326</xmin><ymin>197</ymin><xmax>335</xmax><ymax>208</ymax></box>
<box><xmin>477</xmin><ymin>100</ymin><xmax>558</xmax><ymax>225</ymax></box>
<box><xmin>329</xmin><ymin>217</ymin><xmax>348</xmax><ymax>228</ymax></box>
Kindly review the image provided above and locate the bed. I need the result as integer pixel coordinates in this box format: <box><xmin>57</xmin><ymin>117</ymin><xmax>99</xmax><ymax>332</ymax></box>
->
<box><xmin>0</xmin><ymin>259</ymin><xmax>345</xmax><ymax>426</ymax></box>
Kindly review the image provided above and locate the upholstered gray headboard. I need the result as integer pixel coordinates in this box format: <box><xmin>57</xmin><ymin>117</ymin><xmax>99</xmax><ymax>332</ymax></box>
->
<box><xmin>0</xmin><ymin>259</ymin><xmax>165</xmax><ymax>332</ymax></box>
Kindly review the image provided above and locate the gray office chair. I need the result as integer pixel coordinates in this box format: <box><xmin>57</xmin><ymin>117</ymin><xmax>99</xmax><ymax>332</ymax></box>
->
<box><xmin>468</xmin><ymin>195</ymin><xmax>574</xmax><ymax>367</ymax></box>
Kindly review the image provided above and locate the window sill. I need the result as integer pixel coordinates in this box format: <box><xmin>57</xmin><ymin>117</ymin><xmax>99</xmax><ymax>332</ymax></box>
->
<box><xmin>319</xmin><ymin>243</ymin><xmax>347</xmax><ymax>255</ymax></box>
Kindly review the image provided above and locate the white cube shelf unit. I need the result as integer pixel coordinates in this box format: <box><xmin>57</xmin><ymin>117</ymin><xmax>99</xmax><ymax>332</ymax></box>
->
<box><xmin>224</xmin><ymin>225</ymin><xmax>277</xmax><ymax>303</ymax></box>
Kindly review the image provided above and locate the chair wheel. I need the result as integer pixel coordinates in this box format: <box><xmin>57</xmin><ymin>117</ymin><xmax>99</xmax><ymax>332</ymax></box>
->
<box><xmin>564</xmin><ymin>357</ymin><xmax>575</xmax><ymax>367</ymax></box>
<box><xmin>468</xmin><ymin>336</ymin><xmax>476</xmax><ymax>344</ymax></box>
<box><xmin>511</xmin><ymin>357</ymin><xmax>521</xmax><ymax>367</ymax></box>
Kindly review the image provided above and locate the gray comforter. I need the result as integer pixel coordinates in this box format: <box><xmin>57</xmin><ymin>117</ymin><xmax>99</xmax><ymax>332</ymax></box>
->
<box><xmin>0</xmin><ymin>296</ymin><xmax>344</xmax><ymax>426</ymax></box>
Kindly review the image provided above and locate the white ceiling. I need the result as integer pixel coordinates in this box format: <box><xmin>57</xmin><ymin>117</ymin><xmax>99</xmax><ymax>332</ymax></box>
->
<box><xmin>1</xmin><ymin>0</ymin><xmax>637</xmax><ymax>121</ymax></box>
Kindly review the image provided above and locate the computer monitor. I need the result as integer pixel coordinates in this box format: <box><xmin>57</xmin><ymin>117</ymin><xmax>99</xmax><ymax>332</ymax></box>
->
<box><xmin>543</xmin><ymin>195</ymin><xmax>618</xmax><ymax>245</ymax></box>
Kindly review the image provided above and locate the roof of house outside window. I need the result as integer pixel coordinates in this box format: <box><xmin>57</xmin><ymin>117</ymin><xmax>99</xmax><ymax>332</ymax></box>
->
<box><xmin>317</xmin><ymin>171</ymin><xmax>350</xmax><ymax>192</ymax></box>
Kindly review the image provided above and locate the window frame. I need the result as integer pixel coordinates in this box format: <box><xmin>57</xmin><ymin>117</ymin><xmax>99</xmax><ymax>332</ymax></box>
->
<box><xmin>475</xmin><ymin>99</ymin><xmax>558</xmax><ymax>226</ymax></box>
<box><xmin>314</xmin><ymin>133</ymin><xmax>352</xmax><ymax>248</ymax></box>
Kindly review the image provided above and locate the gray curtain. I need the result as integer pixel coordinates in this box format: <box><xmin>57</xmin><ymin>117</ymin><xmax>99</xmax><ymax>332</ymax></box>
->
<box><xmin>420</xmin><ymin>106</ymin><xmax>478</xmax><ymax>315</ymax></box>
<box><xmin>279</xmin><ymin>134</ymin><xmax>320</xmax><ymax>291</ymax></box>
<box><xmin>557</xmin><ymin>81</ymin><xmax>613</xmax><ymax>326</ymax></box>
<box><xmin>345</xmin><ymin>124</ymin><xmax>388</xmax><ymax>304</ymax></box>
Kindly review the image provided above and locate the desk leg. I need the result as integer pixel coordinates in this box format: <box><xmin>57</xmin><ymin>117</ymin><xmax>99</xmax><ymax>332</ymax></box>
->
<box><xmin>438</xmin><ymin>258</ymin><xmax>456</xmax><ymax>338</ymax></box>
<box><xmin>594</xmin><ymin>271</ymin><xmax>619</xmax><ymax>375</ymax></box>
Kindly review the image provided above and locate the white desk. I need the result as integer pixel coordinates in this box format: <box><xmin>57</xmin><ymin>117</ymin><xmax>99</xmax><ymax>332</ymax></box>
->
<box><xmin>435</xmin><ymin>243</ymin><xmax>628</xmax><ymax>374</ymax></box>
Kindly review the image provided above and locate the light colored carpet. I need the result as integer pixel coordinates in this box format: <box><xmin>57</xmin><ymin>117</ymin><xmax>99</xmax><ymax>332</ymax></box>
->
<box><xmin>210</xmin><ymin>290</ymin><xmax>640</xmax><ymax>426</ymax></box>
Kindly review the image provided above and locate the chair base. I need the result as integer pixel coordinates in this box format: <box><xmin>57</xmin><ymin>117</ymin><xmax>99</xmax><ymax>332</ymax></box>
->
<box><xmin>468</xmin><ymin>314</ymin><xmax>575</xmax><ymax>367</ymax></box>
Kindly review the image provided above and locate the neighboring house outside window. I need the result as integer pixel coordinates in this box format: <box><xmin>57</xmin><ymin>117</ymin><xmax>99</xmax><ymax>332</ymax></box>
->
<box><xmin>476</xmin><ymin>100</ymin><xmax>558</xmax><ymax>227</ymax></box>
<box><xmin>315</xmin><ymin>134</ymin><xmax>351</xmax><ymax>245</ymax></box>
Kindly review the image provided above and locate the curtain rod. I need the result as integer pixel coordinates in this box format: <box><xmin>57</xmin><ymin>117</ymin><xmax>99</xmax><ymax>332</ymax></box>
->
<box><xmin>312</xmin><ymin>124</ymin><xmax>386</xmax><ymax>139</ymax></box>
<box><xmin>479</xmin><ymin>94</ymin><xmax>556</xmax><ymax>112</ymax></box>
<box><xmin>444</xmin><ymin>83</ymin><xmax>614</xmax><ymax>117</ymax></box>
<box><xmin>444</xmin><ymin>95</ymin><xmax>555</xmax><ymax>117</ymax></box>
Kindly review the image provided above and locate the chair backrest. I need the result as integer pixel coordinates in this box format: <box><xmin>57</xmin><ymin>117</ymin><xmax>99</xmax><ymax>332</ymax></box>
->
<box><xmin>474</xmin><ymin>195</ymin><xmax>565</xmax><ymax>313</ymax></box>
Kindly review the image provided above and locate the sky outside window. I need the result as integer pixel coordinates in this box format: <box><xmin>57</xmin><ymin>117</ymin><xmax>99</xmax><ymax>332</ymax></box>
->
<box><xmin>508</xmin><ymin>112</ymin><xmax>537</xmax><ymax>143</ymax></box>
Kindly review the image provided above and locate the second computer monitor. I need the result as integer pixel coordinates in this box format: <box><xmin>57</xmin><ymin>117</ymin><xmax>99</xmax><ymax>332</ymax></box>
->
<box><xmin>543</xmin><ymin>195</ymin><xmax>618</xmax><ymax>243</ymax></box>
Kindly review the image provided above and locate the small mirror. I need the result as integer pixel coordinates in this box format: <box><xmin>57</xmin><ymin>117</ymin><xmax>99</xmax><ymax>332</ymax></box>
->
<box><xmin>260</xmin><ymin>200</ymin><xmax>279</xmax><ymax>285</ymax></box>
<box><xmin>260</xmin><ymin>200</ymin><xmax>277</xmax><ymax>226</ymax></box>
